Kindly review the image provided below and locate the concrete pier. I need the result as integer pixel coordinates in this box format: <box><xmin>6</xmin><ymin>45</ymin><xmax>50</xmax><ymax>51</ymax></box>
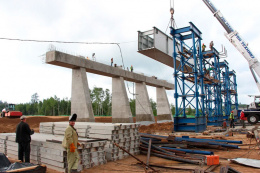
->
<box><xmin>71</xmin><ymin>68</ymin><xmax>95</xmax><ymax>122</ymax></box>
<box><xmin>156</xmin><ymin>87</ymin><xmax>173</xmax><ymax>123</ymax></box>
<box><xmin>112</xmin><ymin>77</ymin><xmax>133</xmax><ymax>123</ymax></box>
<box><xmin>135</xmin><ymin>82</ymin><xmax>155</xmax><ymax>125</ymax></box>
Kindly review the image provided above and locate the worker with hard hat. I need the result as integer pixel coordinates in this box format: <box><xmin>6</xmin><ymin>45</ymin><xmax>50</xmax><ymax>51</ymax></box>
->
<box><xmin>15</xmin><ymin>116</ymin><xmax>34</xmax><ymax>162</ymax></box>
<box><xmin>202</xmin><ymin>43</ymin><xmax>206</xmax><ymax>52</ymax></box>
<box><xmin>62</xmin><ymin>114</ymin><xmax>80</xmax><ymax>173</ymax></box>
<box><xmin>240</xmin><ymin>110</ymin><xmax>246</xmax><ymax>128</ymax></box>
<box><xmin>229</xmin><ymin>111</ymin><xmax>235</xmax><ymax>128</ymax></box>
<box><xmin>209</xmin><ymin>41</ymin><xmax>214</xmax><ymax>50</ymax></box>
<box><xmin>1</xmin><ymin>108</ymin><xmax>6</xmax><ymax>118</ymax></box>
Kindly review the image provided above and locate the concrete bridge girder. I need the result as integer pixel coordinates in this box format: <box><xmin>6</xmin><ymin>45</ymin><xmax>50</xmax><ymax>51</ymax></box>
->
<box><xmin>46</xmin><ymin>50</ymin><xmax>174</xmax><ymax>123</ymax></box>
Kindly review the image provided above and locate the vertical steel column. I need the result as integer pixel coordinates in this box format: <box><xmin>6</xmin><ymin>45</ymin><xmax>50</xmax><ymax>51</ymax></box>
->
<box><xmin>192</xmin><ymin>32</ymin><xmax>199</xmax><ymax>119</ymax></box>
<box><xmin>198</xmin><ymin>39</ymin><xmax>205</xmax><ymax>118</ymax></box>
<box><xmin>233</xmin><ymin>73</ymin><xmax>238</xmax><ymax>110</ymax></box>
<box><xmin>181</xmin><ymin>42</ymin><xmax>186</xmax><ymax>118</ymax></box>
<box><xmin>173</xmin><ymin>28</ymin><xmax>179</xmax><ymax>124</ymax></box>
<box><xmin>216</xmin><ymin>56</ymin><xmax>223</xmax><ymax>125</ymax></box>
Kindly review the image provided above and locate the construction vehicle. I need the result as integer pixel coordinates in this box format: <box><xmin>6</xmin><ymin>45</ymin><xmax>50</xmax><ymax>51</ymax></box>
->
<box><xmin>1</xmin><ymin>104</ymin><xmax>22</xmax><ymax>118</ymax></box>
<box><xmin>202</xmin><ymin>0</ymin><xmax>260</xmax><ymax>124</ymax></box>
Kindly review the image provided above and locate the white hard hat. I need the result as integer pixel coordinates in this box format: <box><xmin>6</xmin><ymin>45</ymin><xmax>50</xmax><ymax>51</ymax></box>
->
<box><xmin>20</xmin><ymin>116</ymin><xmax>26</xmax><ymax>120</ymax></box>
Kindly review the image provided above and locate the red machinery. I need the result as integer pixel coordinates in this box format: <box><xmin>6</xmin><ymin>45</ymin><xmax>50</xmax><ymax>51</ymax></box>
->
<box><xmin>1</xmin><ymin>104</ymin><xmax>22</xmax><ymax>118</ymax></box>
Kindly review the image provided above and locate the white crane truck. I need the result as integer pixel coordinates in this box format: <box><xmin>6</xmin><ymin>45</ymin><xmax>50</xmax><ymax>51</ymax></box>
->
<box><xmin>202</xmin><ymin>0</ymin><xmax>260</xmax><ymax>124</ymax></box>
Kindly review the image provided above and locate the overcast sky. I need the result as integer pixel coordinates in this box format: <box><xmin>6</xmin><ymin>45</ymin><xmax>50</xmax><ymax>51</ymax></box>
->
<box><xmin>0</xmin><ymin>0</ymin><xmax>260</xmax><ymax>106</ymax></box>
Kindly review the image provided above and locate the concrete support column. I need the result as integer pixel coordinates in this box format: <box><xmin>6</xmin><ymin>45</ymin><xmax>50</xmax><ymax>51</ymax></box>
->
<box><xmin>71</xmin><ymin>67</ymin><xmax>95</xmax><ymax>122</ymax></box>
<box><xmin>112</xmin><ymin>77</ymin><xmax>133</xmax><ymax>123</ymax></box>
<box><xmin>156</xmin><ymin>87</ymin><xmax>173</xmax><ymax>123</ymax></box>
<box><xmin>135</xmin><ymin>82</ymin><xmax>155</xmax><ymax>125</ymax></box>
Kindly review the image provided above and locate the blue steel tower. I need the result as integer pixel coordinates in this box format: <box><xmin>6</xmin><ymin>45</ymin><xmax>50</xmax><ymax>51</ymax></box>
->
<box><xmin>202</xmin><ymin>48</ymin><xmax>222</xmax><ymax>126</ymax></box>
<box><xmin>171</xmin><ymin>22</ymin><xmax>206</xmax><ymax>132</ymax></box>
<box><xmin>229</xmin><ymin>70</ymin><xmax>238</xmax><ymax>111</ymax></box>
<box><xmin>219</xmin><ymin>60</ymin><xmax>231</xmax><ymax>119</ymax></box>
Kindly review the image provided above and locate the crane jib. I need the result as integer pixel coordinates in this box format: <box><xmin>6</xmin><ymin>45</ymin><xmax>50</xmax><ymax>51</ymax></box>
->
<box><xmin>203</xmin><ymin>0</ymin><xmax>255</xmax><ymax>60</ymax></box>
<box><xmin>235</xmin><ymin>34</ymin><xmax>255</xmax><ymax>59</ymax></box>
<box><xmin>219</xmin><ymin>16</ymin><xmax>234</xmax><ymax>33</ymax></box>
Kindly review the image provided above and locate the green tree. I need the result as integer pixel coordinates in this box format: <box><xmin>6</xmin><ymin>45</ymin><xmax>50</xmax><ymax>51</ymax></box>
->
<box><xmin>129</xmin><ymin>99</ymin><xmax>136</xmax><ymax>116</ymax></box>
<box><xmin>102</xmin><ymin>89</ymin><xmax>111</xmax><ymax>116</ymax></box>
<box><xmin>91</xmin><ymin>87</ymin><xmax>105</xmax><ymax>115</ymax></box>
<box><xmin>187</xmin><ymin>106</ymin><xmax>192</xmax><ymax>115</ymax></box>
<box><xmin>150</xmin><ymin>98</ymin><xmax>157</xmax><ymax>116</ymax></box>
<box><xmin>31</xmin><ymin>93</ymin><xmax>39</xmax><ymax>103</ymax></box>
<box><xmin>170</xmin><ymin>104</ymin><xmax>175</xmax><ymax>116</ymax></box>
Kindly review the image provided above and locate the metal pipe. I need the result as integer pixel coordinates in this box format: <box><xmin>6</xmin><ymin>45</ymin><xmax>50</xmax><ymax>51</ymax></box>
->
<box><xmin>141</xmin><ymin>151</ymin><xmax>201</xmax><ymax>165</ymax></box>
<box><xmin>161</xmin><ymin>147</ymin><xmax>214</xmax><ymax>155</ymax></box>
<box><xmin>175</xmin><ymin>136</ymin><xmax>242</xmax><ymax>144</ymax></box>
<box><xmin>174</xmin><ymin>138</ymin><xmax>239</xmax><ymax>148</ymax></box>
<box><xmin>140</xmin><ymin>133</ymin><xmax>240</xmax><ymax>148</ymax></box>
<box><xmin>113</xmin><ymin>142</ymin><xmax>158</xmax><ymax>172</ymax></box>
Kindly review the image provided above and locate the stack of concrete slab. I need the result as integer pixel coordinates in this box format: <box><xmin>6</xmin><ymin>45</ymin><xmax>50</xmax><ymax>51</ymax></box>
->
<box><xmin>53</xmin><ymin>122</ymin><xmax>90</xmax><ymax>137</ymax></box>
<box><xmin>39</xmin><ymin>122</ymin><xmax>141</xmax><ymax>161</ymax></box>
<box><xmin>39</xmin><ymin>122</ymin><xmax>54</xmax><ymax>134</ymax></box>
<box><xmin>78</xmin><ymin>139</ymin><xmax>107</xmax><ymax>169</ymax></box>
<box><xmin>5</xmin><ymin>133</ymin><xmax>53</xmax><ymax>164</ymax></box>
<box><xmin>0</xmin><ymin>133</ymin><xmax>108</xmax><ymax>173</ymax></box>
<box><xmin>0</xmin><ymin>133</ymin><xmax>15</xmax><ymax>155</ymax></box>
<box><xmin>39</xmin><ymin>135</ymin><xmax>68</xmax><ymax>172</ymax></box>
<box><xmin>87</xmin><ymin>123</ymin><xmax>141</xmax><ymax>161</ymax></box>
<box><xmin>5</xmin><ymin>135</ymin><xmax>19</xmax><ymax>160</ymax></box>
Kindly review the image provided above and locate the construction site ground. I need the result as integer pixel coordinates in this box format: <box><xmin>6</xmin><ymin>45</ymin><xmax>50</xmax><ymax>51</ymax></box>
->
<box><xmin>0</xmin><ymin>116</ymin><xmax>260</xmax><ymax>173</ymax></box>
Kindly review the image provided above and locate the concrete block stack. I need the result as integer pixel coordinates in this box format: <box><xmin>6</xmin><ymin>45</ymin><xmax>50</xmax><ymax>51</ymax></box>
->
<box><xmin>0</xmin><ymin>133</ymin><xmax>15</xmax><ymax>155</ymax></box>
<box><xmin>78</xmin><ymin>139</ymin><xmax>107</xmax><ymax>169</ymax></box>
<box><xmin>39</xmin><ymin>122</ymin><xmax>54</xmax><ymax>134</ymax></box>
<box><xmin>39</xmin><ymin>122</ymin><xmax>141</xmax><ymax>161</ymax></box>
<box><xmin>5</xmin><ymin>134</ymin><xmax>46</xmax><ymax>164</ymax></box>
<box><xmin>87</xmin><ymin>123</ymin><xmax>141</xmax><ymax>161</ymax></box>
<box><xmin>53</xmin><ymin>122</ymin><xmax>90</xmax><ymax>137</ymax></box>
<box><xmin>5</xmin><ymin>135</ymin><xmax>18</xmax><ymax>160</ymax></box>
<box><xmin>0</xmin><ymin>133</ymin><xmax>108</xmax><ymax>173</ymax></box>
<box><xmin>39</xmin><ymin>138</ymin><xmax>67</xmax><ymax>173</ymax></box>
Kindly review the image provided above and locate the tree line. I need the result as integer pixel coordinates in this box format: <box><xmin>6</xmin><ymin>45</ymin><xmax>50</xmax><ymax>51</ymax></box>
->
<box><xmin>0</xmin><ymin>87</ymin><xmax>179</xmax><ymax>116</ymax></box>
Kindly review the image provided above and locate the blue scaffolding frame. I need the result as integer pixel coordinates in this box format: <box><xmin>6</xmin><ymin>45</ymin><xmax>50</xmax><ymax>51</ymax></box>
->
<box><xmin>219</xmin><ymin>60</ymin><xmax>231</xmax><ymax>119</ymax></box>
<box><xmin>202</xmin><ymin>48</ymin><xmax>223</xmax><ymax>126</ymax></box>
<box><xmin>229</xmin><ymin>70</ymin><xmax>238</xmax><ymax>110</ymax></box>
<box><xmin>171</xmin><ymin>22</ymin><xmax>206</xmax><ymax>132</ymax></box>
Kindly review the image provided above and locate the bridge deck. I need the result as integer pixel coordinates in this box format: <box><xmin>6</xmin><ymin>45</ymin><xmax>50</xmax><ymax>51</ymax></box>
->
<box><xmin>46</xmin><ymin>51</ymin><xmax>174</xmax><ymax>90</ymax></box>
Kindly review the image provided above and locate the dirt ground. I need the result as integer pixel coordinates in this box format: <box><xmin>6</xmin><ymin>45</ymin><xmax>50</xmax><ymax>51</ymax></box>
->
<box><xmin>1</xmin><ymin>116</ymin><xmax>260</xmax><ymax>173</ymax></box>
